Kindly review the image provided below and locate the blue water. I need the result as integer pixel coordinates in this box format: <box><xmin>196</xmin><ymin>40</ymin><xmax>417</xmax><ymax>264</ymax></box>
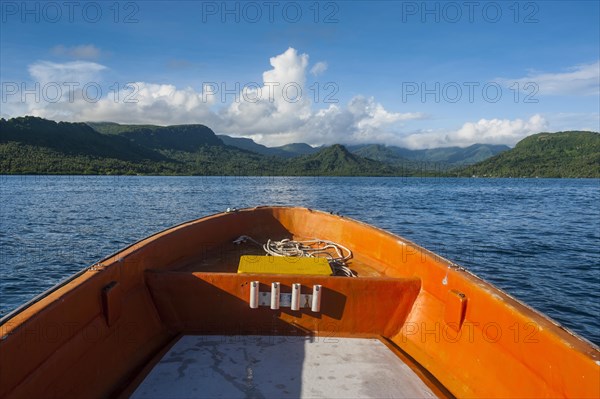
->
<box><xmin>1</xmin><ymin>176</ymin><xmax>599</xmax><ymax>346</ymax></box>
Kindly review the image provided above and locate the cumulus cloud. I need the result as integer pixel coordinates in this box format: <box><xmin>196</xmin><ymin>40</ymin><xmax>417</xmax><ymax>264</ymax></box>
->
<box><xmin>399</xmin><ymin>115</ymin><xmax>548</xmax><ymax>149</ymax></box>
<box><xmin>3</xmin><ymin>48</ymin><xmax>558</xmax><ymax>148</ymax></box>
<box><xmin>35</xmin><ymin>83</ymin><xmax>221</xmax><ymax>126</ymax></box>
<box><xmin>281</xmin><ymin>97</ymin><xmax>424</xmax><ymax>147</ymax></box>
<box><xmin>51</xmin><ymin>44</ymin><xmax>102</xmax><ymax>60</ymax></box>
<box><xmin>499</xmin><ymin>61</ymin><xmax>600</xmax><ymax>96</ymax></box>
<box><xmin>310</xmin><ymin>61</ymin><xmax>328</xmax><ymax>76</ymax></box>
<box><xmin>212</xmin><ymin>49</ymin><xmax>423</xmax><ymax>145</ymax></box>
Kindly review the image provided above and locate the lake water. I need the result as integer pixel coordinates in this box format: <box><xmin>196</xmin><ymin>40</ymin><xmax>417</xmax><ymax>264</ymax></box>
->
<box><xmin>1</xmin><ymin>176</ymin><xmax>598</xmax><ymax>346</ymax></box>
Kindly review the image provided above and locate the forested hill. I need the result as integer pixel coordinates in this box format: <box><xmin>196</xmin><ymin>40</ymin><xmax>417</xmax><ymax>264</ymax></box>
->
<box><xmin>0</xmin><ymin>117</ymin><xmax>400</xmax><ymax>175</ymax></box>
<box><xmin>1</xmin><ymin>117</ymin><xmax>163</xmax><ymax>161</ymax></box>
<box><xmin>88</xmin><ymin>122</ymin><xmax>222</xmax><ymax>151</ymax></box>
<box><xmin>1</xmin><ymin>117</ymin><xmax>597</xmax><ymax>177</ymax></box>
<box><xmin>286</xmin><ymin>144</ymin><xmax>398</xmax><ymax>176</ymax></box>
<box><xmin>458</xmin><ymin>131</ymin><xmax>600</xmax><ymax>178</ymax></box>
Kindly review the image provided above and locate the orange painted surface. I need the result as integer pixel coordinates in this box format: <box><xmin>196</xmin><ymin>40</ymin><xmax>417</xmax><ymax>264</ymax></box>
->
<box><xmin>145</xmin><ymin>271</ymin><xmax>421</xmax><ymax>337</ymax></box>
<box><xmin>0</xmin><ymin>206</ymin><xmax>598</xmax><ymax>398</ymax></box>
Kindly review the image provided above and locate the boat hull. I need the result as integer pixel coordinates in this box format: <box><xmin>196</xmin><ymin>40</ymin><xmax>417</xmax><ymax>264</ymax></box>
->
<box><xmin>1</xmin><ymin>206</ymin><xmax>598</xmax><ymax>398</ymax></box>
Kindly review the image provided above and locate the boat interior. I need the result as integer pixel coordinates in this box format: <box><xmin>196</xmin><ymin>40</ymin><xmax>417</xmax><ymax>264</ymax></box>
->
<box><xmin>1</xmin><ymin>207</ymin><xmax>598</xmax><ymax>398</ymax></box>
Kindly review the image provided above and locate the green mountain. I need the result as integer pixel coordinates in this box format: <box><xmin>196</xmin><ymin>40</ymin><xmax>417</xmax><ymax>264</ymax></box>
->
<box><xmin>118</xmin><ymin>125</ymin><xmax>222</xmax><ymax>152</ymax></box>
<box><xmin>2</xmin><ymin>118</ymin><xmax>170</xmax><ymax>174</ymax></box>
<box><xmin>285</xmin><ymin>144</ymin><xmax>398</xmax><ymax>176</ymax></box>
<box><xmin>349</xmin><ymin>143</ymin><xmax>509</xmax><ymax>166</ymax></box>
<box><xmin>458</xmin><ymin>131</ymin><xmax>600</xmax><ymax>178</ymax></box>
<box><xmin>0</xmin><ymin>117</ymin><xmax>398</xmax><ymax>176</ymax></box>
<box><xmin>218</xmin><ymin>134</ymin><xmax>504</xmax><ymax>166</ymax></box>
<box><xmin>3</xmin><ymin>118</ymin><xmax>596</xmax><ymax>177</ymax></box>
<box><xmin>1</xmin><ymin>117</ymin><xmax>164</xmax><ymax>162</ymax></box>
<box><xmin>89</xmin><ymin>122</ymin><xmax>222</xmax><ymax>151</ymax></box>
<box><xmin>1</xmin><ymin>117</ymin><xmax>275</xmax><ymax>175</ymax></box>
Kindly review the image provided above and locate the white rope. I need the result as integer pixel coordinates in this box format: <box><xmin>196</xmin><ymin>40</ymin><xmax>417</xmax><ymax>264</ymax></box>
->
<box><xmin>234</xmin><ymin>236</ymin><xmax>356</xmax><ymax>277</ymax></box>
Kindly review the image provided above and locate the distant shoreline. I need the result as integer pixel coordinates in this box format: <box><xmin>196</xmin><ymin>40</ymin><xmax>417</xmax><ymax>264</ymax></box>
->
<box><xmin>1</xmin><ymin>174</ymin><xmax>598</xmax><ymax>179</ymax></box>
<box><xmin>2</xmin><ymin>117</ymin><xmax>599</xmax><ymax>178</ymax></box>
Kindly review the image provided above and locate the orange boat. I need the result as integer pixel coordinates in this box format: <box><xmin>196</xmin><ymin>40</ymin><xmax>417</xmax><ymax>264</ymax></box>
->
<box><xmin>1</xmin><ymin>206</ymin><xmax>598</xmax><ymax>398</ymax></box>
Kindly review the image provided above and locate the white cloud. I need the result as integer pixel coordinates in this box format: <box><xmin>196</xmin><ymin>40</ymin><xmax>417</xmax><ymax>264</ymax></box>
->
<box><xmin>51</xmin><ymin>44</ymin><xmax>102</xmax><ymax>60</ymax></box>
<box><xmin>3</xmin><ymin>49</ymin><xmax>566</xmax><ymax>149</ymax></box>
<box><xmin>499</xmin><ymin>61</ymin><xmax>600</xmax><ymax>96</ymax></box>
<box><xmin>399</xmin><ymin>115</ymin><xmax>548</xmax><ymax>149</ymax></box>
<box><xmin>17</xmin><ymin>61</ymin><xmax>109</xmax><ymax>120</ymax></box>
<box><xmin>56</xmin><ymin>83</ymin><xmax>220</xmax><ymax>126</ymax></box>
<box><xmin>283</xmin><ymin>97</ymin><xmax>424</xmax><ymax>147</ymax></box>
<box><xmin>28</xmin><ymin>60</ymin><xmax>106</xmax><ymax>85</ymax></box>
<box><xmin>213</xmin><ymin>48</ymin><xmax>422</xmax><ymax>146</ymax></box>
<box><xmin>310</xmin><ymin>61</ymin><xmax>328</xmax><ymax>76</ymax></box>
<box><xmin>216</xmin><ymin>47</ymin><xmax>313</xmax><ymax>135</ymax></box>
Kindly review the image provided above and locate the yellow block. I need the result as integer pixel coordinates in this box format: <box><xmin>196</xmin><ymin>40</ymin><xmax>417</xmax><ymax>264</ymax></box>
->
<box><xmin>237</xmin><ymin>255</ymin><xmax>332</xmax><ymax>276</ymax></box>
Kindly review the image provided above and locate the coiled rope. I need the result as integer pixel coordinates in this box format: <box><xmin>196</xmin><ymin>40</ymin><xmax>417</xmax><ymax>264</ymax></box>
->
<box><xmin>233</xmin><ymin>236</ymin><xmax>356</xmax><ymax>277</ymax></box>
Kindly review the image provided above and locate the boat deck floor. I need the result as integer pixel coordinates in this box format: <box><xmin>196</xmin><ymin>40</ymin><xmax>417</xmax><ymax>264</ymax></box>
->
<box><xmin>131</xmin><ymin>335</ymin><xmax>438</xmax><ymax>399</ymax></box>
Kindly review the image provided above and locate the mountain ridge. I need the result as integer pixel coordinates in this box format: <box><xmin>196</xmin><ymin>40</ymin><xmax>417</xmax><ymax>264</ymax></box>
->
<box><xmin>0</xmin><ymin>117</ymin><xmax>399</xmax><ymax>176</ymax></box>
<box><xmin>89</xmin><ymin>121</ymin><xmax>509</xmax><ymax>164</ymax></box>
<box><xmin>218</xmin><ymin>134</ymin><xmax>508</xmax><ymax>165</ymax></box>
<box><xmin>1</xmin><ymin>117</ymin><xmax>597</xmax><ymax>177</ymax></box>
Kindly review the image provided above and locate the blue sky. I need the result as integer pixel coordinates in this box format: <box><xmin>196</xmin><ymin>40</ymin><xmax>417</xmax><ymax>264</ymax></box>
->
<box><xmin>1</xmin><ymin>1</ymin><xmax>598</xmax><ymax>148</ymax></box>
